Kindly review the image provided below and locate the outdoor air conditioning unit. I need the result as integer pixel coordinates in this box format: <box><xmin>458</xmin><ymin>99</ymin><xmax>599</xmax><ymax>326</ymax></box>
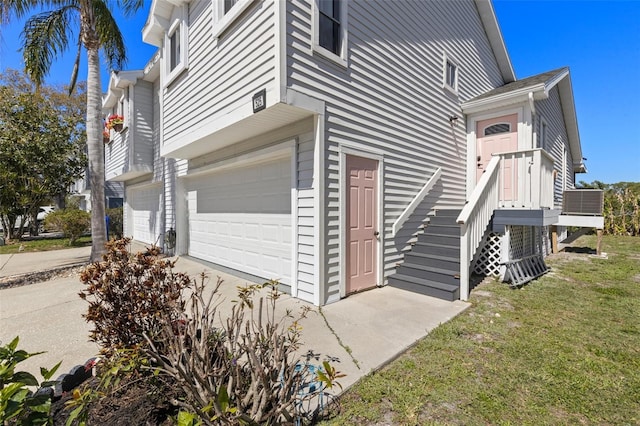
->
<box><xmin>562</xmin><ymin>189</ymin><xmax>604</xmax><ymax>215</ymax></box>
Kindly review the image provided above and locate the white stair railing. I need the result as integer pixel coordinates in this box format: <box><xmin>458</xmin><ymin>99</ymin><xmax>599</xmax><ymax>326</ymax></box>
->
<box><xmin>456</xmin><ymin>156</ymin><xmax>501</xmax><ymax>301</ymax></box>
<box><xmin>392</xmin><ymin>168</ymin><xmax>442</xmax><ymax>237</ymax></box>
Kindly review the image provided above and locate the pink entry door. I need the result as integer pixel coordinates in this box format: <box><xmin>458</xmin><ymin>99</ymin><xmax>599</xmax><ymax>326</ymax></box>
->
<box><xmin>476</xmin><ymin>114</ymin><xmax>519</xmax><ymax>201</ymax></box>
<box><xmin>346</xmin><ymin>155</ymin><xmax>378</xmax><ymax>294</ymax></box>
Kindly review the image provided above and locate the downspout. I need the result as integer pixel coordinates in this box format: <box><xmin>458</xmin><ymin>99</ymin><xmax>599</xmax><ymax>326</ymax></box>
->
<box><xmin>528</xmin><ymin>92</ymin><xmax>536</xmax><ymax>147</ymax></box>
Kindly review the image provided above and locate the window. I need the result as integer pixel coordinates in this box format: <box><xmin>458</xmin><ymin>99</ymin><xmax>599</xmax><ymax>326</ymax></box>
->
<box><xmin>313</xmin><ymin>0</ymin><xmax>347</xmax><ymax>65</ymax></box>
<box><xmin>224</xmin><ymin>0</ymin><xmax>239</xmax><ymax>14</ymax></box>
<box><xmin>169</xmin><ymin>28</ymin><xmax>180</xmax><ymax>72</ymax></box>
<box><xmin>212</xmin><ymin>0</ymin><xmax>255</xmax><ymax>39</ymax></box>
<box><xmin>163</xmin><ymin>5</ymin><xmax>189</xmax><ymax>86</ymax></box>
<box><xmin>319</xmin><ymin>0</ymin><xmax>341</xmax><ymax>54</ymax></box>
<box><xmin>484</xmin><ymin>123</ymin><xmax>511</xmax><ymax>136</ymax></box>
<box><xmin>443</xmin><ymin>54</ymin><xmax>459</xmax><ymax>94</ymax></box>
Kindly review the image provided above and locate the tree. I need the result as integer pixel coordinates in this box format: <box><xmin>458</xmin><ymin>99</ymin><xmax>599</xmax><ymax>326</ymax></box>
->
<box><xmin>0</xmin><ymin>69</ymin><xmax>86</xmax><ymax>240</ymax></box>
<box><xmin>578</xmin><ymin>180</ymin><xmax>640</xmax><ymax>236</ymax></box>
<box><xmin>1</xmin><ymin>0</ymin><xmax>144</xmax><ymax>260</ymax></box>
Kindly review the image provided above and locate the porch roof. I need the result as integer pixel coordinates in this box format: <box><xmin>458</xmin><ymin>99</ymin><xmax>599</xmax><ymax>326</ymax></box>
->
<box><xmin>462</xmin><ymin>67</ymin><xmax>585</xmax><ymax>173</ymax></box>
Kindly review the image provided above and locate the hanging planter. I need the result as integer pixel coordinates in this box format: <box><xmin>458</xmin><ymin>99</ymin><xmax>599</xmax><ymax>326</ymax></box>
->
<box><xmin>103</xmin><ymin>130</ymin><xmax>110</xmax><ymax>144</ymax></box>
<box><xmin>106</xmin><ymin>114</ymin><xmax>124</xmax><ymax>132</ymax></box>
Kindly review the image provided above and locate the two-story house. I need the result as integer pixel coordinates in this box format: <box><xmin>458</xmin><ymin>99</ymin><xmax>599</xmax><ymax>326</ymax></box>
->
<box><xmin>107</xmin><ymin>0</ymin><xmax>600</xmax><ymax>306</ymax></box>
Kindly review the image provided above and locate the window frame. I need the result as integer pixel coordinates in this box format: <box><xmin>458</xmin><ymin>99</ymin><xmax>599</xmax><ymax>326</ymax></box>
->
<box><xmin>212</xmin><ymin>0</ymin><xmax>255</xmax><ymax>39</ymax></box>
<box><xmin>163</xmin><ymin>5</ymin><xmax>189</xmax><ymax>87</ymax></box>
<box><xmin>312</xmin><ymin>0</ymin><xmax>348</xmax><ymax>67</ymax></box>
<box><xmin>539</xmin><ymin>118</ymin><xmax>548</xmax><ymax>150</ymax></box>
<box><xmin>442</xmin><ymin>53</ymin><xmax>459</xmax><ymax>94</ymax></box>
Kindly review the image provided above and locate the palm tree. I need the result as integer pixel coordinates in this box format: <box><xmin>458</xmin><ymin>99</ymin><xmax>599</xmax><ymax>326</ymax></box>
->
<box><xmin>1</xmin><ymin>0</ymin><xmax>143</xmax><ymax>261</ymax></box>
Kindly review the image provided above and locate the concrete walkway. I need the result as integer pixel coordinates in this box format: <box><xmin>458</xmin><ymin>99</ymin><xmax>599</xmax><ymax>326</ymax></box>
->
<box><xmin>0</xmin><ymin>245</ymin><xmax>469</xmax><ymax>393</ymax></box>
<box><xmin>0</xmin><ymin>246</ymin><xmax>91</xmax><ymax>278</ymax></box>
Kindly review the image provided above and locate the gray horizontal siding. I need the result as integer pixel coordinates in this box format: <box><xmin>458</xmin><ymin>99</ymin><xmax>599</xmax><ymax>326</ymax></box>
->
<box><xmin>286</xmin><ymin>0</ymin><xmax>505</xmax><ymax>303</ymax></box>
<box><xmin>162</xmin><ymin>0</ymin><xmax>277</xmax><ymax>149</ymax></box>
<box><xmin>536</xmin><ymin>86</ymin><xmax>574</xmax><ymax>208</ymax></box>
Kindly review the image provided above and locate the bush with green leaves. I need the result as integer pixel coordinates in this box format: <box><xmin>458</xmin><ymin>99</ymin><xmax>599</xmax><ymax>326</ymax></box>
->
<box><xmin>0</xmin><ymin>336</ymin><xmax>60</xmax><ymax>425</ymax></box>
<box><xmin>105</xmin><ymin>207</ymin><xmax>123</xmax><ymax>240</ymax></box>
<box><xmin>44</xmin><ymin>209</ymin><xmax>90</xmax><ymax>244</ymax></box>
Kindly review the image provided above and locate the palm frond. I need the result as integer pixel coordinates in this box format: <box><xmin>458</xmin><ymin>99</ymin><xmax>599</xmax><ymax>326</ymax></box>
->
<box><xmin>1</xmin><ymin>0</ymin><xmax>74</xmax><ymax>24</ymax></box>
<box><xmin>93</xmin><ymin>1</ymin><xmax>126</xmax><ymax>71</ymax></box>
<box><xmin>116</xmin><ymin>0</ymin><xmax>144</xmax><ymax>18</ymax></box>
<box><xmin>21</xmin><ymin>6</ymin><xmax>77</xmax><ymax>86</ymax></box>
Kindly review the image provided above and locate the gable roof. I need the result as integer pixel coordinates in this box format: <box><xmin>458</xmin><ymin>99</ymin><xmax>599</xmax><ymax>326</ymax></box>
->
<box><xmin>474</xmin><ymin>0</ymin><xmax>515</xmax><ymax>83</ymax></box>
<box><xmin>462</xmin><ymin>67</ymin><xmax>585</xmax><ymax>173</ymax></box>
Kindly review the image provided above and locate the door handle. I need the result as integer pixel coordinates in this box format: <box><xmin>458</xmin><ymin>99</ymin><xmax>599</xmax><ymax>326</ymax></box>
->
<box><xmin>373</xmin><ymin>231</ymin><xmax>380</xmax><ymax>237</ymax></box>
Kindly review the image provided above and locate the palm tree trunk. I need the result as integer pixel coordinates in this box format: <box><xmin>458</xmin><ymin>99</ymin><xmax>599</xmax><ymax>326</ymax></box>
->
<box><xmin>86</xmin><ymin>46</ymin><xmax>106</xmax><ymax>261</ymax></box>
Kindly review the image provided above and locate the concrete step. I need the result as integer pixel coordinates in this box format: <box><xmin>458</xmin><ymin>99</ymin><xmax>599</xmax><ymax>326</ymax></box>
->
<box><xmin>411</xmin><ymin>242</ymin><xmax>459</xmax><ymax>258</ymax></box>
<box><xmin>404</xmin><ymin>251</ymin><xmax>460</xmax><ymax>271</ymax></box>
<box><xmin>396</xmin><ymin>262</ymin><xmax>459</xmax><ymax>285</ymax></box>
<box><xmin>388</xmin><ymin>273</ymin><xmax>460</xmax><ymax>301</ymax></box>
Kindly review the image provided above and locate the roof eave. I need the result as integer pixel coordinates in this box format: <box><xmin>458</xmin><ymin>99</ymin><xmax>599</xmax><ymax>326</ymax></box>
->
<box><xmin>474</xmin><ymin>0</ymin><xmax>516</xmax><ymax>83</ymax></box>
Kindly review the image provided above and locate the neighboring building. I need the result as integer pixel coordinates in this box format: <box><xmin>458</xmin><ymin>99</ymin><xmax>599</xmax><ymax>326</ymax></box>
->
<box><xmin>69</xmin><ymin>173</ymin><xmax>123</xmax><ymax>211</ymax></box>
<box><xmin>104</xmin><ymin>0</ymin><xmax>600</xmax><ymax>306</ymax></box>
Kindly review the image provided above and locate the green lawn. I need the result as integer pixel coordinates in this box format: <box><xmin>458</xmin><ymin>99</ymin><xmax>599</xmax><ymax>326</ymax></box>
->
<box><xmin>324</xmin><ymin>235</ymin><xmax>640</xmax><ymax>425</ymax></box>
<box><xmin>0</xmin><ymin>235</ymin><xmax>91</xmax><ymax>254</ymax></box>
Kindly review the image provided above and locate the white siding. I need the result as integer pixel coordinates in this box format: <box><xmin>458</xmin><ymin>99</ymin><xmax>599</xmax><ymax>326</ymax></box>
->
<box><xmin>286</xmin><ymin>0</ymin><xmax>505</xmax><ymax>302</ymax></box>
<box><xmin>536</xmin><ymin>86</ymin><xmax>574</xmax><ymax>208</ymax></box>
<box><xmin>162</xmin><ymin>0</ymin><xmax>278</xmax><ymax>153</ymax></box>
<box><xmin>105</xmin><ymin>129</ymin><xmax>127</xmax><ymax>180</ymax></box>
<box><xmin>296</xmin><ymin>131</ymin><xmax>315</xmax><ymax>302</ymax></box>
<box><xmin>132</xmin><ymin>80</ymin><xmax>155</xmax><ymax>172</ymax></box>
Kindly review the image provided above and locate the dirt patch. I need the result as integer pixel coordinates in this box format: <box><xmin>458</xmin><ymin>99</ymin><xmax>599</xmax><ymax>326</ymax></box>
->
<box><xmin>50</xmin><ymin>378</ymin><xmax>178</xmax><ymax>426</ymax></box>
<box><xmin>0</xmin><ymin>264</ymin><xmax>85</xmax><ymax>289</ymax></box>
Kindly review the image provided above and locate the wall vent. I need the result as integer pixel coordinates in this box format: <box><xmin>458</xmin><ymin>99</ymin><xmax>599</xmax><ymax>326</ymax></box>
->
<box><xmin>562</xmin><ymin>190</ymin><xmax>604</xmax><ymax>215</ymax></box>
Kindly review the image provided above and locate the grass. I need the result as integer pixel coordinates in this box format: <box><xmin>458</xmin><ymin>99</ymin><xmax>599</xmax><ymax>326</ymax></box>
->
<box><xmin>0</xmin><ymin>235</ymin><xmax>91</xmax><ymax>254</ymax></box>
<box><xmin>323</xmin><ymin>235</ymin><xmax>640</xmax><ymax>425</ymax></box>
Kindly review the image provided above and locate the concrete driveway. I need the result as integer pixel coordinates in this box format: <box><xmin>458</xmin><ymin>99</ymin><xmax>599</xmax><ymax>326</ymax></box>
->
<box><xmin>0</xmin><ymin>248</ymin><xmax>469</xmax><ymax>392</ymax></box>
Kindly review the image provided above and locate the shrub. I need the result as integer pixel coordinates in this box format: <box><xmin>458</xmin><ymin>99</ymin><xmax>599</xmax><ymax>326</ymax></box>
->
<box><xmin>141</xmin><ymin>277</ymin><xmax>314</xmax><ymax>424</ymax></box>
<box><xmin>44</xmin><ymin>209</ymin><xmax>90</xmax><ymax>244</ymax></box>
<box><xmin>106</xmin><ymin>207</ymin><xmax>123</xmax><ymax>239</ymax></box>
<box><xmin>0</xmin><ymin>336</ymin><xmax>60</xmax><ymax>425</ymax></box>
<box><xmin>79</xmin><ymin>238</ymin><xmax>191</xmax><ymax>355</ymax></box>
<box><xmin>78</xmin><ymin>238</ymin><xmax>342</xmax><ymax>424</ymax></box>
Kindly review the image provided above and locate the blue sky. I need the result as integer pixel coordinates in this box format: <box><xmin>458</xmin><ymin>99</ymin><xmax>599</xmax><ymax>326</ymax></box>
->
<box><xmin>1</xmin><ymin>1</ymin><xmax>638</xmax><ymax>183</ymax></box>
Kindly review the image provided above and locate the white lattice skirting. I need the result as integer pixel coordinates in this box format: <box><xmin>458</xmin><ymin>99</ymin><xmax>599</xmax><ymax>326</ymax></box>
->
<box><xmin>472</xmin><ymin>231</ymin><xmax>502</xmax><ymax>276</ymax></box>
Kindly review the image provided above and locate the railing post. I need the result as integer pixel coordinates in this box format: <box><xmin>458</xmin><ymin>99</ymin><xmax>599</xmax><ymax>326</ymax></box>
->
<box><xmin>459</xmin><ymin>223</ymin><xmax>469</xmax><ymax>301</ymax></box>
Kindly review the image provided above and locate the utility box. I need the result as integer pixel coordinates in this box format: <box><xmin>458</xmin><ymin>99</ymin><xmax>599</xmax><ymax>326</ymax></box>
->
<box><xmin>562</xmin><ymin>189</ymin><xmax>604</xmax><ymax>215</ymax></box>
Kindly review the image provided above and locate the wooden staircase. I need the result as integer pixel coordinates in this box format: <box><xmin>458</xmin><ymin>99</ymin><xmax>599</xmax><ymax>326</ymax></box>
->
<box><xmin>388</xmin><ymin>209</ymin><xmax>461</xmax><ymax>301</ymax></box>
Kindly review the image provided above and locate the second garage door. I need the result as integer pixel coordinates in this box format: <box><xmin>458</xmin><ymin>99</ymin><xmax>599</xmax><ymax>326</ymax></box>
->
<box><xmin>126</xmin><ymin>183</ymin><xmax>162</xmax><ymax>245</ymax></box>
<box><xmin>186</xmin><ymin>156</ymin><xmax>292</xmax><ymax>285</ymax></box>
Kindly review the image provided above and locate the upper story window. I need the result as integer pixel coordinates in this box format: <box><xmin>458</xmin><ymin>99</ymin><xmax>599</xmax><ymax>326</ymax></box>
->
<box><xmin>164</xmin><ymin>5</ymin><xmax>189</xmax><ymax>87</ymax></box>
<box><xmin>484</xmin><ymin>123</ymin><xmax>511</xmax><ymax>136</ymax></box>
<box><xmin>224</xmin><ymin>0</ymin><xmax>240</xmax><ymax>13</ymax></box>
<box><xmin>169</xmin><ymin>27</ymin><xmax>181</xmax><ymax>72</ymax></box>
<box><xmin>319</xmin><ymin>0</ymin><xmax>341</xmax><ymax>54</ymax></box>
<box><xmin>212</xmin><ymin>0</ymin><xmax>255</xmax><ymax>39</ymax></box>
<box><xmin>443</xmin><ymin>53</ymin><xmax>459</xmax><ymax>94</ymax></box>
<box><xmin>313</xmin><ymin>0</ymin><xmax>348</xmax><ymax>66</ymax></box>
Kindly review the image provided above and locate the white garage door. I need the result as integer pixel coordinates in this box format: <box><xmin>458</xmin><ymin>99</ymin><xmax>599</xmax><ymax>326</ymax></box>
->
<box><xmin>126</xmin><ymin>183</ymin><xmax>162</xmax><ymax>245</ymax></box>
<box><xmin>186</xmin><ymin>156</ymin><xmax>292</xmax><ymax>285</ymax></box>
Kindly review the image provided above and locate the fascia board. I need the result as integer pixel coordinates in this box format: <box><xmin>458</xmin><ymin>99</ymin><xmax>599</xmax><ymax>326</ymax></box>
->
<box><xmin>474</xmin><ymin>0</ymin><xmax>516</xmax><ymax>83</ymax></box>
<box><xmin>557</xmin><ymin>74</ymin><xmax>583</xmax><ymax>167</ymax></box>
<box><xmin>461</xmin><ymin>84</ymin><xmax>546</xmax><ymax>114</ymax></box>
